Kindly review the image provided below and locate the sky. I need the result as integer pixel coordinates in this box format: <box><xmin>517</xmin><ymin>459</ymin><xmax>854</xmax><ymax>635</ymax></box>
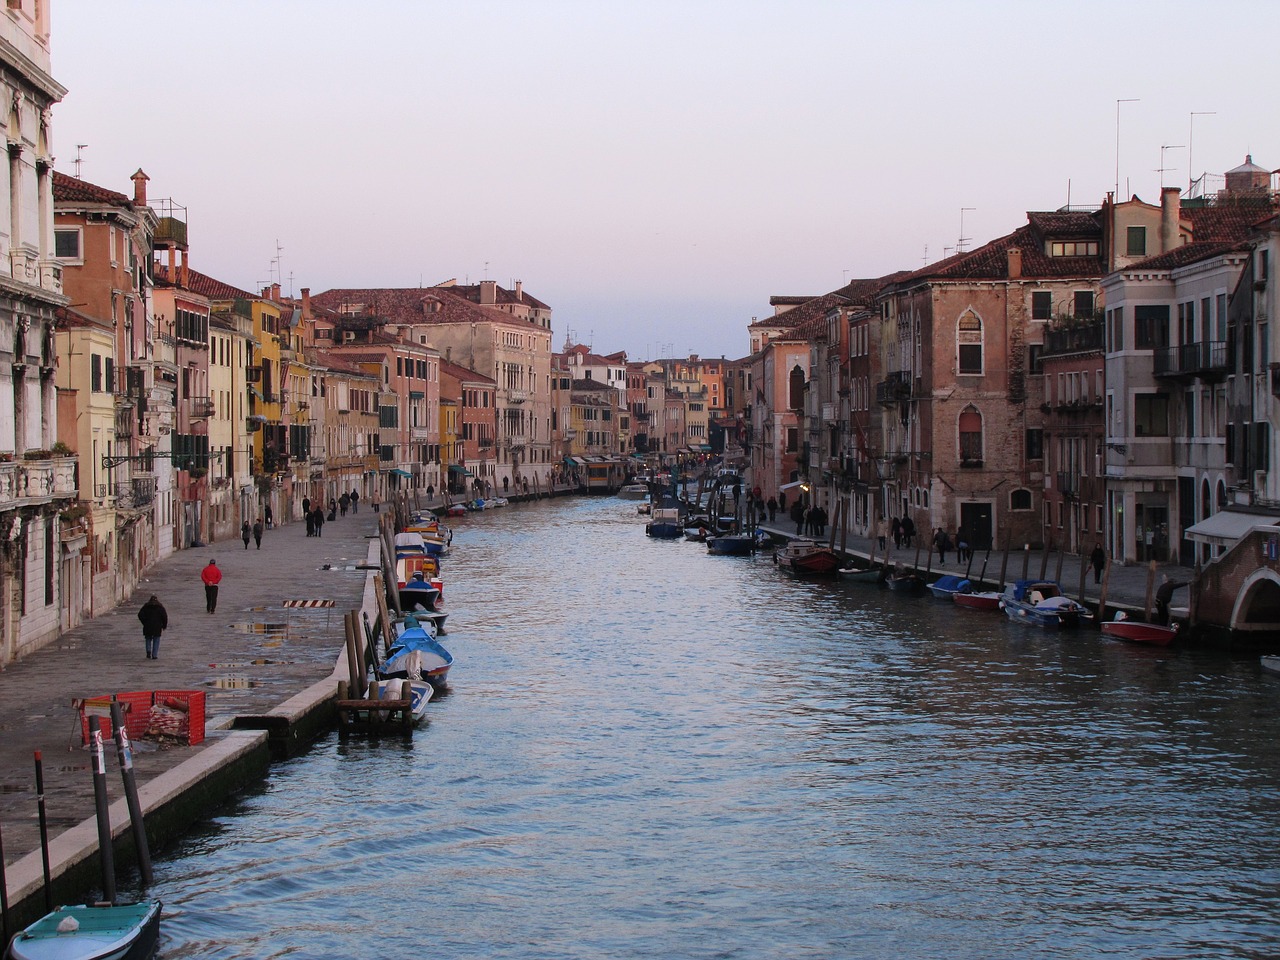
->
<box><xmin>51</xmin><ymin>1</ymin><xmax>1280</xmax><ymax>361</ymax></box>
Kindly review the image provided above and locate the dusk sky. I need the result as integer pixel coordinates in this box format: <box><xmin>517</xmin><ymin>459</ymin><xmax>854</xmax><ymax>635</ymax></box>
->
<box><xmin>53</xmin><ymin>1</ymin><xmax>1279</xmax><ymax>361</ymax></box>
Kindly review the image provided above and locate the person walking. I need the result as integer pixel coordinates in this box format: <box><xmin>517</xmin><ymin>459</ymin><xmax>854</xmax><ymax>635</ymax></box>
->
<box><xmin>902</xmin><ymin>515</ymin><xmax>916</xmax><ymax>548</ymax></box>
<box><xmin>313</xmin><ymin>507</ymin><xmax>326</xmax><ymax>537</ymax></box>
<box><xmin>241</xmin><ymin>520</ymin><xmax>251</xmax><ymax>550</ymax></box>
<box><xmin>1090</xmin><ymin>543</ymin><xmax>1106</xmax><ymax>584</ymax></box>
<box><xmin>328</xmin><ymin>498</ymin><xmax>338</xmax><ymax>521</ymax></box>
<box><xmin>137</xmin><ymin>594</ymin><xmax>168</xmax><ymax>660</ymax></box>
<box><xmin>933</xmin><ymin>527</ymin><xmax>949</xmax><ymax>564</ymax></box>
<box><xmin>305</xmin><ymin>510</ymin><xmax>315</xmax><ymax>537</ymax></box>
<box><xmin>201</xmin><ymin>559</ymin><xmax>221</xmax><ymax>613</ymax></box>
<box><xmin>766</xmin><ymin>496</ymin><xmax>778</xmax><ymax>522</ymax></box>
<box><xmin>891</xmin><ymin>517</ymin><xmax>902</xmax><ymax>549</ymax></box>
<box><xmin>791</xmin><ymin>500</ymin><xmax>805</xmax><ymax>534</ymax></box>
<box><xmin>302</xmin><ymin>496</ymin><xmax>311</xmax><ymax>518</ymax></box>
<box><xmin>372</xmin><ymin>491</ymin><xmax>381</xmax><ymax>514</ymax></box>
<box><xmin>350</xmin><ymin>489</ymin><xmax>359</xmax><ymax>513</ymax></box>
<box><xmin>339</xmin><ymin>493</ymin><xmax>350</xmax><ymax>517</ymax></box>
<box><xmin>252</xmin><ymin>518</ymin><xmax>264</xmax><ymax>549</ymax></box>
<box><xmin>264</xmin><ymin>504</ymin><xmax>273</xmax><ymax>529</ymax></box>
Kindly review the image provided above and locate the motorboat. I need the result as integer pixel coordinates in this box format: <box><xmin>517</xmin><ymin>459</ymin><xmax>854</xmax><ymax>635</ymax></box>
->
<box><xmin>684</xmin><ymin>525</ymin><xmax>711</xmax><ymax>542</ymax></box>
<box><xmin>384</xmin><ymin>619</ymin><xmax>454</xmax><ymax>690</ymax></box>
<box><xmin>618</xmin><ymin>483</ymin><xmax>650</xmax><ymax>500</ymax></box>
<box><xmin>838</xmin><ymin>564</ymin><xmax>886</xmax><ymax>584</ymax></box>
<box><xmin>953</xmin><ymin>590</ymin><xmax>1002</xmax><ymax>611</ymax></box>
<box><xmin>885</xmin><ymin>568</ymin><xmax>925</xmax><ymax>594</ymax></box>
<box><xmin>487</xmin><ymin>496</ymin><xmax>509</xmax><ymax>508</ymax></box>
<box><xmin>927</xmin><ymin>574</ymin><xmax>971</xmax><ymax>601</ymax></box>
<box><xmin>706</xmin><ymin>532</ymin><xmax>764</xmax><ymax>555</ymax></box>
<box><xmin>774</xmin><ymin>539</ymin><xmax>841</xmax><ymax>574</ymax></box>
<box><xmin>646</xmin><ymin>505</ymin><xmax>684</xmax><ymax>539</ymax></box>
<box><xmin>1100</xmin><ymin>612</ymin><xmax>1178</xmax><ymax>647</ymax></box>
<box><xmin>999</xmin><ymin>579</ymin><xmax>1089</xmax><ymax>628</ymax></box>
<box><xmin>369</xmin><ymin>677</ymin><xmax>434</xmax><ymax>722</ymax></box>
<box><xmin>1262</xmin><ymin>656</ymin><xmax>1280</xmax><ymax>675</ymax></box>
<box><xmin>398</xmin><ymin>572</ymin><xmax>442</xmax><ymax>613</ymax></box>
<box><xmin>7</xmin><ymin>900</ymin><xmax>162</xmax><ymax>960</ymax></box>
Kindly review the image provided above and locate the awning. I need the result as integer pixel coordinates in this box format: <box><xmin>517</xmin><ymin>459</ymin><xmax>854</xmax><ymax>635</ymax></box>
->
<box><xmin>247</xmin><ymin>414</ymin><xmax>268</xmax><ymax>422</ymax></box>
<box><xmin>568</xmin><ymin>457</ymin><xmax>587</xmax><ymax>466</ymax></box>
<box><xmin>248</xmin><ymin>385</ymin><xmax>265</xmax><ymax>401</ymax></box>
<box><xmin>448</xmin><ymin>464</ymin><xmax>473</xmax><ymax>476</ymax></box>
<box><xmin>1186</xmin><ymin>510</ymin><xmax>1280</xmax><ymax>545</ymax></box>
<box><xmin>389</xmin><ymin>468</ymin><xmax>412</xmax><ymax>478</ymax></box>
<box><xmin>779</xmin><ymin>480</ymin><xmax>808</xmax><ymax>491</ymax></box>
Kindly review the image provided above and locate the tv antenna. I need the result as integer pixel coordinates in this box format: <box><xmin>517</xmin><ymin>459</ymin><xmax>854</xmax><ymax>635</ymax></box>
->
<box><xmin>1115</xmin><ymin>98</ymin><xmax>1139</xmax><ymax>200</ymax></box>
<box><xmin>958</xmin><ymin>208</ymin><xmax>976</xmax><ymax>253</ymax></box>
<box><xmin>1157</xmin><ymin>144</ymin><xmax>1184</xmax><ymax>189</ymax></box>
<box><xmin>1188</xmin><ymin>111</ymin><xmax>1216</xmax><ymax>193</ymax></box>
<box><xmin>73</xmin><ymin>144</ymin><xmax>87</xmax><ymax>178</ymax></box>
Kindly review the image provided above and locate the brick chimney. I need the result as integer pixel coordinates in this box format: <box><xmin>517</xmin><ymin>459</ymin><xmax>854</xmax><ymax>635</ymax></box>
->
<box><xmin>1160</xmin><ymin>187</ymin><xmax>1182</xmax><ymax>254</ymax></box>
<box><xmin>271</xmin><ymin>282</ymin><xmax>280</xmax><ymax>302</ymax></box>
<box><xmin>131</xmin><ymin>168</ymin><xmax>149</xmax><ymax>207</ymax></box>
<box><xmin>514</xmin><ymin>280</ymin><xmax>523</xmax><ymax>301</ymax></box>
<box><xmin>1006</xmin><ymin>246</ymin><xmax>1022</xmax><ymax>279</ymax></box>
<box><xmin>479</xmin><ymin>279</ymin><xmax>497</xmax><ymax>305</ymax></box>
<box><xmin>301</xmin><ymin>287</ymin><xmax>311</xmax><ymax>318</ymax></box>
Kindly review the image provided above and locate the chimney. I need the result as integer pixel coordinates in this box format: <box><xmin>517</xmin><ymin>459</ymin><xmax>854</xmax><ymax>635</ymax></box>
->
<box><xmin>272</xmin><ymin>282</ymin><xmax>280</xmax><ymax>302</ymax></box>
<box><xmin>130</xmin><ymin>168</ymin><xmax>149</xmax><ymax>207</ymax></box>
<box><xmin>479</xmin><ymin>279</ymin><xmax>497</xmax><ymax>305</ymax></box>
<box><xmin>301</xmin><ymin>287</ymin><xmax>311</xmax><ymax>318</ymax></box>
<box><xmin>514</xmin><ymin>280</ymin><xmax>523</xmax><ymax>301</ymax></box>
<box><xmin>1006</xmin><ymin>246</ymin><xmax>1022</xmax><ymax>279</ymax></box>
<box><xmin>180</xmin><ymin>249</ymin><xmax>189</xmax><ymax>289</ymax></box>
<box><xmin>1160</xmin><ymin>187</ymin><xmax>1182</xmax><ymax>253</ymax></box>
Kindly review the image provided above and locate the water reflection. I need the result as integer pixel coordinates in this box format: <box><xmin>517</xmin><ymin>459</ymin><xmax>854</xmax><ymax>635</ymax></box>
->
<box><xmin>148</xmin><ymin>497</ymin><xmax>1280</xmax><ymax>959</ymax></box>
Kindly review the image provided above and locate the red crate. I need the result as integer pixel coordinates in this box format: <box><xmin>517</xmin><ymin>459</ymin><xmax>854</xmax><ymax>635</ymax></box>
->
<box><xmin>78</xmin><ymin>690</ymin><xmax>206</xmax><ymax>746</ymax></box>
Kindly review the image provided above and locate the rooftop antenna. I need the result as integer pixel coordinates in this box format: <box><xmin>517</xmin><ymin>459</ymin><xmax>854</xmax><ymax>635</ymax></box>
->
<box><xmin>287</xmin><ymin>271</ymin><xmax>295</xmax><ymax>298</ymax></box>
<box><xmin>73</xmin><ymin>144</ymin><xmax>87</xmax><ymax>178</ymax></box>
<box><xmin>483</xmin><ymin>261</ymin><xmax>490</xmax><ymax>280</ymax></box>
<box><xmin>1188</xmin><ymin>111</ymin><xmax>1216</xmax><ymax>194</ymax></box>
<box><xmin>1157</xmin><ymin>144</ymin><xmax>1184</xmax><ymax>189</ymax></box>
<box><xmin>922</xmin><ymin>244</ymin><xmax>928</xmax><ymax>264</ymax></box>
<box><xmin>1115</xmin><ymin>98</ymin><xmax>1139</xmax><ymax>199</ymax></box>
<box><xmin>958</xmin><ymin>207</ymin><xmax>975</xmax><ymax>252</ymax></box>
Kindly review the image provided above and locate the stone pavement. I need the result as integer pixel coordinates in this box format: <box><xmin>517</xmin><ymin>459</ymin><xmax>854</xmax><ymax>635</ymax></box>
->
<box><xmin>0</xmin><ymin>505</ymin><xmax>380</xmax><ymax>878</ymax></box>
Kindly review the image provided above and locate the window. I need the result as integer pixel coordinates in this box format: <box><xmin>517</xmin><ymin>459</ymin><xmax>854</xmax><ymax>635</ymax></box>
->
<box><xmin>959</xmin><ymin>406</ymin><xmax>983</xmax><ymax>463</ymax></box>
<box><xmin>1073</xmin><ymin>291</ymin><xmax>1095</xmax><ymax>318</ymax></box>
<box><xmin>1126</xmin><ymin>226</ymin><xmax>1147</xmax><ymax>257</ymax></box>
<box><xmin>1134</xmin><ymin>393</ymin><xmax>1170</xmax><ymax>437</ymax></box>
<box><xmin>1107</xmin><ymin>307</ymin><xmax>1124</xmax><ymax>352</ymax></box>
<box><xmin>1010</xmin><ymin>488</ymin><xmax>1033</xmax><ymax>510</ymax></box>
<box><xmin>1025</xmin><ymin>427</ymin><xmax>1043</xmax><ymax>461</ymax></box>
<box><xmin>91</xmin><ymin>354</ymin><xmax>102</xmax><ymax>392</ymax></box>
<box><xmin>957</xmin><ymin>310</ymin><xmax>983</xmax><ymax>374</ymax></box>
<box><xmin>1134</xmin><ymin>305</ymin><xmax>1170</xmax><ymax>349</ymax></box>
<box><xmin>1028</xmin><ymin>344</ymin><xmax>1043</xmax><ymax>375</ymax></box>
<box><xmin>1050</xmin><ymin>241</ymin><xmax>1099</xmax><ymax>257</ymax></box>
<box><xmin>1032</xmin><ymin>291</ymin><xmax>1052</xmax><ymax>320</ymax></box>
<box><xmin>54</xmin><ymin>227</ymin><xmax>81</xmax><ymax>260</ymax></box>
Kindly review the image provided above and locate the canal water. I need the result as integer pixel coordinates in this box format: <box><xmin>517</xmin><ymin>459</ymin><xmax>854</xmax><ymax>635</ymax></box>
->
<box><xmin>142</xmin><ymin>497</ymin><xmax>1280</xmax><ymax>959</ymax></box>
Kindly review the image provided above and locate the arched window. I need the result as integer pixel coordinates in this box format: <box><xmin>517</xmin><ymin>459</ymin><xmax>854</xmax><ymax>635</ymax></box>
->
<box><xmin>957</xmin><ymin>310</ymin><xmax>984</xmax><ymax>374</ymax></box>
<box><xmin>959</xmin><ymin>406</ymin><xmax>983</xmax><ymax>464</ymax></box>
<box><xmin>1010</xmin><ymin>488</ymin><xmax>1032</xmax><ymax>510</ymax></box>
<box><xmin>788</xmin><ymin>365</ymin><xmax>805</xmax><ymax>411</ymax></box>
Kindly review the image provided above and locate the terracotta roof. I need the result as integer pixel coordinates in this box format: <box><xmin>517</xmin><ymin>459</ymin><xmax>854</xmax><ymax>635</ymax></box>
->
<box><xmin>1182</xmin><ymin>197</ymin><xmax>1278</xmax><ymax>242</ymax></box>
<box><xmin>52</xmin><ymin>170</ymin><xmax>130</xmax><ymax>207</ymax></box>
<box><xmin>572</xmin><ymin>378</ymin><xmax>613</xmax><ymax>393</ymax></box>
<box><xmin>311</xmin><ymin>286</ymin><xmax>535</xmax><ymax>329</ymax></box>
<box><xmin>434</xmin><ymin>280</ymin><xmax>551</xmax><ymax>312</ymax></box>
<box><xmin>153</xmin><ymin>264</ymin><xmax>254</xmax><ymax>300</ymax></box>
<box><xmin>1124</xmin><ymin>240</ymin><xmax>1252</xmax><ymax>272</ymax></box>
<box><xmin>440</xmin><ymin>359</ymin><xmax>495</xmax><ymax>385</ymax></box>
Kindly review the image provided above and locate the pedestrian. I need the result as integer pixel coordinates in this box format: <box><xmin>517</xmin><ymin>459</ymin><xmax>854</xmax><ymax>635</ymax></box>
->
<box><xmin>339</xmin><ymin>493</ymin><xmax>350</xmax><ymax>517</ymax></box>
<box><xmin>902</xmin><ymin>515</ymin><xmax>916</xmax><ymax>547</ymax></box>
<box><xmin>253</xmin><ymin>518</ymin><xmax>263</xmax><ymax>549</ymax></box>
<box><xmin>201</xmin><ymin>559</ymin><xmax>221</xmax><ymax>613</ymax></box>
<box><xmin>264</xmin><ymin>504</ymin><xmax>273</xmax><ymax>529</ymax></box>
<box><xmin>426</xmin><ymin>484</ymin><xmax>434</xmax><ymax>502</ymax></box>
<box><xmin>329</xmin><ymin>498</ymin><xmax>338</xmax><ymax>520</ymax></box>
<box><xmin>314</xmin><ymin>506</ymin><xmax>326</xmax><ymax>536</ymax></box>
<box><xmin>372</xmin><ymin>491</ymin><xmax>381</xmax><ymax>514</ymax></box>
<box><xmin>503</xmin><ymin>476</ymin><xmax>510</xmax><ymax>494</ymax></box>
<box><xmin>933</xmin><ymin>527</ymin><xmax>948</xmax><ymax>564</ymax></box>
<box><xmin>302</xmin><ymin>496</ymin><xmax>311</xmax><ymax>518</ymax></box>
<box><xmin>767</xmin><ymin>496</ymin><xmax>778</xmax><ymax>522</ymax></box>
<box><xmin>241</xmin><ymin>520</ymin><xmax>251</xmax><ymax>550</ymax></box>
<box><xmin>778</xmin><ymin>490</ymin><xmax>787</xmax><ymax>512</ymax></box>
<box><xmin>791</xmin><ymin>500</ymin><xmax>805</xmax><ymax>534</ymax></box>
<box><xmin>305</xmin><ymin>511</ymin><xmax>315</xmax><ymax>537</ymax></box>
<box><xmin>957</xmin><ymin>533</ymin><xmax>970</xmax><ymax>564</ymax></box>
<box><xmin>137</xmin><ymin>594</ymin><xmax>168</xmax><ymax>660</ymax></box>
<box><xmin>1090</xmin><ymin>543</ymin><xmax>1106</xmax><ymax>584</ymax></box>
<box><xmin>804</xmin><ymin>506</ymin><xmax>816</xmax><ymax>536</ymax></box>
<box><xmin>350</xmin><ymin>489</ymin><xmax>359</xmax><ymax>513</ymax></box>
<box><xmin>891</xmin><ymin>517</ymin><xmax>902</xmax><ymax>549</ymax></box>
<box><xmin>818</xmin><ymin>506</ymin><xmax>828</xmax><ymax>537</ymax></box>
<box><xmin>875</xmin><ymin>517</ymin><xmax>886</xmax><ymax>551</ymax></box>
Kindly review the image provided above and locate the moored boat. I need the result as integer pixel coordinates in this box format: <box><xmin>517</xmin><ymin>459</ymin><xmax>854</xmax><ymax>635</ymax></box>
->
<box><xmin>838</xmin><ymin>564</ymin><xmax>886</xmax><ymax>584</ymax></box>
<box><xmin>385</xmin><ymin>619</ymin><xmax>455</xmax><ymax>689</ymax></box>
<box><xmin>953</xmin><ymin>590</ymin><xmax>1002</xmax><ymax>611</ymax></box>
<box><xmin>999</xmin><ymin>579</ymin><xmax>1089</xmax><ymax>628</ymax></box>
<box><xmin>645</xmin><ymin>505</ymin><xmax>684</xmax><ymax>539</ymax></box>
<box><xmin>706</xmin><ymin>532</ymin><xmax>763</xmax><ymax>555</ymax></box>
<box><xmin>1100</xmin><ymin>613</ymin><xmax>1178</xmax><ymax>647</ymax></box>
<box><xmin>618</xmin><ymin>483</ymin><xmax>649</xmax><ymax>500</ymax></box>
<box><xmin>7</xmin><ymin>900</ymin><xmax>163</xmax><ymax>960</ymax></box>
<box><xmin>927</xmin><ymin>574</ymin><xmax>971</xmax><ymax>601</ymax></box>
<box><xmin>774</xmin><ymin>539</ymin><xmax>841</xmax><ymax>574</ymax></box>
<box><xmin>885</xmin><ymin>569</ymin><xmax>925</xmax><ymax>594</ymax></box>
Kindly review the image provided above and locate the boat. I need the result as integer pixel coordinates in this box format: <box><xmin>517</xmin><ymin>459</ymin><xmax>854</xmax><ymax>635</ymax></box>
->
<box><xmin>645</xmin><ymin>505</ymin><xmax>684</xmax><ymax>539</ymax></box>
<box><xmin>1100</xmin><ymin>612</ymin><xmax>1178</xmax><ymax>647</ymax></box>
<box><xmin>838</xmin><ymin>564</ymin><xmax>886</xmax><ymax>584</ymax></box>
<box><xmin>637</xmin><ymin>502</ymin><xmax>651</xmax><ymax>515</ymax></box>
<box><xmin>953</xmin><ymin>590</ymin><xmax>1002</xmax><ymax>611</ymax></box>
<box><xmin>774</xmin><ymin>539</ymin><xmax>841</xmax><ymax>574</ymax></box>
<box><xmin>384</xmin><ymin>619</ymin><xmax>454</xmax><ymax>689</ymax></box>
<box><xmin>684</xmin><ymin>525</ymin><xmax>711</xmax><ymax>542</ymax></box>
<box><xmin>398</xmin><ymin>572</ymin><xmax>442</xmax><ymax>613</ymax></box>
<box><xmin>927</xmin><ymin>574</ymin><xmax>971</xmax><ymax>601</ymax></box>
<box><xmin>706</xmin><ymin>532</ymin><xmax>763</xmax><ymax>555</ymax></box>
<box><xmin>487</xmin><ymin>496</ymin><xmax>509</xmax><ymax>508</ymax></box>
<box><xmin>999</xmin><ymin>579</ymin><xmax>1089</xmax><ymax>628</ymax></box>
<box><xmin>444</xmin><ymin>504</ymin><xmax>468</xmax><ymax>517</ymax></box>
<box><xmin>7</xmin><ymin>900</ymin><xmax>163</xmax><ymax>960</ymax></box>
<box><xmin>618</xmin><ymin>483</ymin><xmax>650</xmax><ymax>500</ymax></box>
<box><xmin>885</xmin><ymin>569</ymin><xmax>925</xmax><ymax>594</ymax></box>
<box><xmin>1262</xmin><ymin>656</ymin><xmax>1280</xmax><ymax>675</ymax></box>
<box><xmin>369</xmin><ymin>677</ymin><xmax>434</xmax><ymax>721</ymax></box>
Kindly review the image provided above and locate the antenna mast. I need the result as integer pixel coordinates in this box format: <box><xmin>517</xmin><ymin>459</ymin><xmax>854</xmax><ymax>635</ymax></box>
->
<box><xmin>73</xmin><ymin>144</ymin><xmax>87</xmax><ymax>178</ymax></box>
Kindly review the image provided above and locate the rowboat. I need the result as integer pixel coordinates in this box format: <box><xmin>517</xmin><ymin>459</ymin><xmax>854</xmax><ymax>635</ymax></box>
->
<box><xmin>838</xmin><ymin>565</ymin><xmax>885</xmax><ymax>584</ymax></box>
<box><xmin>885</xmin><ymin>570</ymin><xmax>925</xmax><ymax>594</ymax></box>
<box><xmin>927</xmin><ymin>574</ymin><xmax>971</xmax><ymax>601</ymax></box>
<box><xmin>999</xmin><ymin>579</ymin><xmax>1088</xmax><ymax>628</ymax></box>
<box><xmin>774</xmin><ymin>539</ymin><xmax>841</xmax><ymax>574</ymax></box>
<box><xmin>1100</xmin><ymin>613</ymin><xmax>1178</xmax><ymax>647</ymax></box>
<box><xmin>369</xmin><ymin>677</ymin><xmax>434</xmax><ymax>722</ymax></box>
<box><xmin>953</xmin><ymin>590</ymin><xmax>1002</xmax><ymax>611</ymax></box>
<box><xmin>385</xmin><ymin>620</ymin><xmax>454</xmax><ymax>690</ymax></box>
<box><xmin>7</xmin><ymin>901</ymin><xmax>162</xmax><ymax>960</ymax></box>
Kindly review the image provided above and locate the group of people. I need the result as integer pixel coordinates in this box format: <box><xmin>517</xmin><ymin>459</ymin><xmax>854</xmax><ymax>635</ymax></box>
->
<box><xmin>931</xmin><ymin>527</ymin><xmax>972</xmax><ymax>565</ymax></box>
<box><xmin>789</xmin><ymin>501</ymin><xmax>830</xmax><ymax>537</ymax></box>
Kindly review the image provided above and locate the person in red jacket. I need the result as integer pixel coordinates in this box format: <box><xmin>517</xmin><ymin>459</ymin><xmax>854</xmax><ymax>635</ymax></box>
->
<box><xmin>201</xmin><ymin>559</ymin><xmax>222</xmax><ymax>613</ymax></box>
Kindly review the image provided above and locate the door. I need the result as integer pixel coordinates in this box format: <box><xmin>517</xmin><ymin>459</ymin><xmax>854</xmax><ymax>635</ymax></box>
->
<box><xmin>960</xmin><ymin>502</ymin><xmax>993</xmax><ymax>552</ymax></box>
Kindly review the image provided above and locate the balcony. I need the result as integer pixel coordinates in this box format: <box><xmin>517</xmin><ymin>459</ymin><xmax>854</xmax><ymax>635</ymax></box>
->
<box><xmin>1153</xmin><ymin>341</ymin><xmax>1229</xmax><ymax>381</ymax></box>
<box><xmin>279</xmin><ymin>345</ymin><xmax>297</xmax><ymax>363</ymax></box>
<box><xmin>115</xmin><ymin>403</ymin><xmax>135</xmax><ymax>439</ymax></box>
<box><xmin>115</xmin><ymin>476</ymin><xmax>157</xmax><ymax>510</ymax></box>
<box><xmin>245</xmin><ymin>365</ymin><xmax>263</xmax><ymax>382</ymax></box>
<box><xmin>187</xmin><ymin>396</ymin><xmax>215</xmax><ymax>419</ymax></box>
<box><xmin>1042</xmin><ymin>321</ymin><xmax>1104</xmax><ymax>357</ymax></box>
<box><xmin>0</xmin><ymin>456</ymin><xmax>77</xmax><ymax>504</ymax></box>
<box><xmin>507</xmin><ymin>389</ymin><xmax>528</xmax><ymax>404</ymax></box>
<box><xmin>876</xmin><ymin>373</ymin><xmax>912</xmax><ymax>406</ymax></box>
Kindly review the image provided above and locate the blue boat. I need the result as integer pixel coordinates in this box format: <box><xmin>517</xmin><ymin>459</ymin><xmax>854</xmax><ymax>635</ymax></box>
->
<box><xmin>999</xmin><ymin>579</ymin><xmax>1089</xmax><ymax>628</ymax></box>
<box><xmin>7</xmin><ymin>900</ymin><xmax>162</xmax><ymax>960</ymax></box>
<box><xmin>385</xmin><ymin>620</ymin><xmax>454</xmax><ymax>689</ymax></box>
<box><xmin>399</xmin><ymin>573</ymin><xmax>441</xmax><ymax>613</ymax></box>
<box><xmin>707</xmin><ymin>530</ymin><xmax>768</xmax><ymax>555</ymax></box>
<box><xmin>927</xmin><ymin>574</ymin><xmax>971</xmax><ymax>601</ymax></box>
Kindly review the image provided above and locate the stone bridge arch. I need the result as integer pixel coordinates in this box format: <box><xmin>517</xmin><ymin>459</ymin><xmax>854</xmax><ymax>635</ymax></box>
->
<box><xmin>1230</xmin><ymin>568</ymin><xmax>1280</xmax><ymax>632</ymax></box>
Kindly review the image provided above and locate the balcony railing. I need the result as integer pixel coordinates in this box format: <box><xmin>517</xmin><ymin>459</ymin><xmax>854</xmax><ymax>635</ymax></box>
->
<box><xmin>0</xmin><ymin>457</ymin><xmax>77</xmax><ymax>503</ymax></box>
<box><xmin>507</xmin><ymin>389</ymin><xmax>528</xmax><ymax>404</ymax></box>
<box><xmin>875</xmin><ymin>373</ymin><xmax>912</xmax><ymax>406</ymax></box>
<box><xmin>246</xmin><ymin>365</ymin><xmax>262</xmax><ymax>382</ymax></box>
<box><xmin>187</xmin><ymin>396</ymin><xmax>215</xmax><ymax>419</ymax></box>
<box><xmin>115</xmin><ymin>404</ymin><xmax>135</xmax><ymax>438</ymax></box>
<box><xmin>115</xmin><ymin>476</ymin><xmax>157</xmax><ymax>509</ymax></box>
<box><xmin>1042</xmin><ymin>321</ymin><xmax>1104</xmax><ymax>357</ymax></box>
<box><xmin>1154</xmin><ymin>341</ymin><xmax>1229</xmax><ymax>380</ymax></box>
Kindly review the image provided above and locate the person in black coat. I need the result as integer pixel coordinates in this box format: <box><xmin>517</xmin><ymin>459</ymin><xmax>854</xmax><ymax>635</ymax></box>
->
<box><xmin>138</xmin><ymin>595</ymin><xmax>168</xmax><ymax>659</ymax></box>
<box><xmin>1090</xmin><ymin>543</ymin><xmax>1106</xmax><ymax>584</ymax></box>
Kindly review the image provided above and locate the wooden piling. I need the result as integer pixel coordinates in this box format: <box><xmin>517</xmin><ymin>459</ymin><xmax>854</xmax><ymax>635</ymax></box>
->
<box><xmin>1098</xmin><ymin>558</ymin><xmax>1113</xmax><ymax>623</ymax></box>
<box><xmin>1054</xmin><ymin>543</ymin><xmax>1064</xmax><ymax>584</ymax></box>
<box><xmin>1038</xmin><ymin>540</ymin><xmax>1050</xmax><ymax>580</ymax></box>
<box><xmin>1076</xmin><ymin>549</ymin><xmax>1088</xmax><ymax>604</ymax></box>
<box><xmin>1144</xmin><ymin>559</ymin><xmax>1157</xmax><ymax>620</ymax></box>
<box><xmin>999</xmin><ymin>532</ymin><xmax>1011</xmax><ymax>587</ymax></box>
<box><xmin>1021</xmin><ymin>543</ymin><xmax>1030</xmax><ymax>580</ymax></box>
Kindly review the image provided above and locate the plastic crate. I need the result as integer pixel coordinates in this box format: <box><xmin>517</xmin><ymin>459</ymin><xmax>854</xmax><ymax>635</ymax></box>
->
<box><xmin>78</xmin><ymin>690</ymin><xmax>206</xmax><ymax>746</ymax></box>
